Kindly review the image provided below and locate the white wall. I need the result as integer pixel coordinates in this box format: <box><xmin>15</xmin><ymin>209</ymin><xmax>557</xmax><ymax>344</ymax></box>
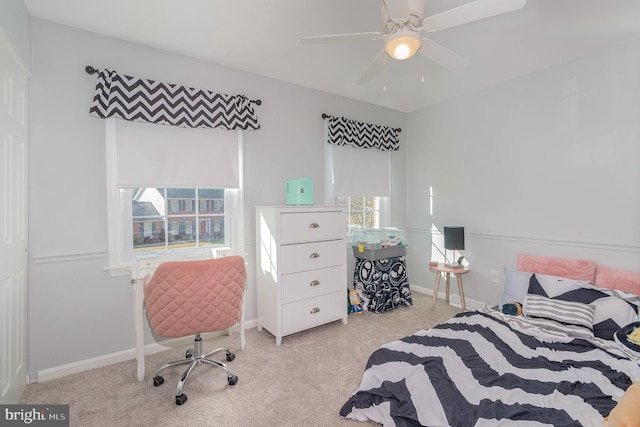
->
<box><xmin>27</xmin><ymin>18</ymin><xmax>405</xmax><ymax>379</ymax></box>
<box><xmin>22</xmin><ymin>13</ymin><xmax>640</xmax><ymax>381</ymax></box>
<box><xmin>0</xmin><ymin>0</ymin><xmax>30</xmax><ymax>69</ymax></box>
<box><xmin>405</xmin><ymin>39</ymin><xmax>640</xmax><ymax>306</ymax></box>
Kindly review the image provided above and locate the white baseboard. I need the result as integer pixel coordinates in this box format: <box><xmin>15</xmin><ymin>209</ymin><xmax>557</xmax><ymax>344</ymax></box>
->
<box><xmin>36</xmin><ymin>319</ymin><xmax>258</xmax><ymax>383</ymax></box>
<box><xmin>37</xmin><ymin>347</ymin><xmax>140</xmax><ymax>383</ymax></box>
<box><xmin>410</xmin><ymin>285</ymin><xmax>431</xmax><ymax>295</ymax></box>
<box><xmin>411</xmin><ymin>284</ymin><xmax>487</xmax><ymax>310</ymax></box>
<box><xmin>448</xmin><ymin>294</ymin><xmax>488</xmax><ymax>310</ymax></box>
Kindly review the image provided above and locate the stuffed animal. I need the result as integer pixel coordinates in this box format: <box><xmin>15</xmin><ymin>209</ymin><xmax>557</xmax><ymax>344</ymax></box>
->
<box><xmin>349</xmin><ymin>289</ymin><xmax>363</xmax><ymax>314</ymax></box>
<box><xmin>502</xmin><ymin>302</ymin><xmax>523</xmax><ymax>316</ymax></box>
<box><xmin>628</xmin><ymin>327</ymin><xmax>640</xmax><ymax>345</ymax></box>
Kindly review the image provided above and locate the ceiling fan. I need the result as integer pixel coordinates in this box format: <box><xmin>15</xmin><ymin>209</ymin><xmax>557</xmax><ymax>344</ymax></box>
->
<box><xmin>301</xmin><ymin>0</ymin><xmax>527</xmax><ymax>84</ymax></box>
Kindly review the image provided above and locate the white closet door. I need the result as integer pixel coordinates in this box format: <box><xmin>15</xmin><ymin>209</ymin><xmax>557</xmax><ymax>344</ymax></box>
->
<box><xmin>0</xmin><ymin>34</ymin><xmax>28</xmax><ymax>403</ymax></box>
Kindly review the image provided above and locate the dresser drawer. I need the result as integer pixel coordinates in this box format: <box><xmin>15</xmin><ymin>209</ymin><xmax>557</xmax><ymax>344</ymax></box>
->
<box><xmin>280</xmin><ymin>211</ymin><xmax>344</xmax><ymax>244</ymax></box>
<box><xmin>282</xmin><ymin>291</ymin><xmax>346</xmax><ymax>336</ymax></box>
<box><xmin>281</xmin><ymin>266</ymin><xmax>345</xmax><ymax>304</ymax></box>
<box><xmin>280</xmin><ymin>240</ymin><xmax>345</xmax><ymax>274</ymax></box>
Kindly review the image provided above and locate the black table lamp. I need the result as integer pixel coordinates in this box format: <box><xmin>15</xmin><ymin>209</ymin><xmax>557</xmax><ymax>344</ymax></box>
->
<box><xmin>444</xmin><ymin>226</ymin><xmax>465</xmax><ymax>268</ymax></box>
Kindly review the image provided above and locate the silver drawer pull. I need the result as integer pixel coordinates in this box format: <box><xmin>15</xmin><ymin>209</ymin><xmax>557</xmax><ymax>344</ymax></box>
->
<box><xmin>309</xmin><ymin>223</ymin><xmax>319</xmax><ymax>229</ymax></box>
<box><xmin>309</xmin><ymin>253</ymin><xmax>319</xmax><ymax>259</ymax></box>
<box><xmin>310</xmin><ymin>280</ymin><xmax>320</xmax><ymax>287</ymax></box>
<box><xmin>310</xmin><ymin>307</ymin><xmax>320</xmax><ymax>314</ymax></box>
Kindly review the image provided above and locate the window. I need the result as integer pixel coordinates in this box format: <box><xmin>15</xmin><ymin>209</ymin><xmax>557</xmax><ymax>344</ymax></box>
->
<box><xmin>103</xmin><ymin>119</ymin><xmax>246</xmax><ymax>274</ymax></box>
<box><xmin>325</xmin><ymin>139</ymin><xmax>391</xmax><ymax>239</ymax></box>
<box><xmin>335</xmin><ymin>196</ymin><xmax>389</xmax><ymax>238</ymax></box>
<box><xmin>336</xmin><ymin>196</ymin><xmax>379</xmax><ymax>232</ymax></box>
<box><xmin>130</xmin><ymin>187</ymin><xmax>226</xmax><ymax>253</ymax></box>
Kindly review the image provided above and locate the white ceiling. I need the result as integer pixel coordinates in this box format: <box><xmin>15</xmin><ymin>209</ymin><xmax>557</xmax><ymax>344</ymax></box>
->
<box><xmin>23</xmin><ymin>0</ymin><xmax>640</xmax><ymax>113</ymax></box>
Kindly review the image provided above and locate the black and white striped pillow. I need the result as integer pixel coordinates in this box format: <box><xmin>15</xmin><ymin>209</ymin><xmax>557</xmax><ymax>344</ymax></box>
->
<box><xmin>527</xmin><ymin>274</ymin><xmax>640</xmax><ymax>340</ymax></box>
<box><xmin>524</xmin><ymin>294</ymin><xmax>595</xmax><ymax>332</ymax></box>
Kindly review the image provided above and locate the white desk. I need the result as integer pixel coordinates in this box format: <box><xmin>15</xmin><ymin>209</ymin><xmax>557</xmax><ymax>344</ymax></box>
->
<box><xmin>130</xmin><ymin>260</ymin><xmax>158</xmax><ymax>382</ymax></box>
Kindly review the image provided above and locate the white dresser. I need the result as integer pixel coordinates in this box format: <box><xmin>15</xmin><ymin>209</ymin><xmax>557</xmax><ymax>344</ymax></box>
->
<box><xmin>255</xmin><ymin>205</ymin><xmax>348</xmax><ymax>345</ymax></box>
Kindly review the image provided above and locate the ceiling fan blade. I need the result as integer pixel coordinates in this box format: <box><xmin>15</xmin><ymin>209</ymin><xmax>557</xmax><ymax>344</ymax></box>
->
<box><xmin>423</xmin><ymin>0</ymin><xmax>527</xmax><ymax>32</ymax></box>
<box><xmin>356</xmin><ymin>50</ymin><xmax>388</xmax><ymax>85</ymax></box>
<box><xmin>301</xmin><ymin>32</ymin><xmax>383</xmax><ymax>45</ymax></box>
<box><xmin>419</xmin><ymin>38</ymin><xmax>469</xmax><ymax>72</ymax></box>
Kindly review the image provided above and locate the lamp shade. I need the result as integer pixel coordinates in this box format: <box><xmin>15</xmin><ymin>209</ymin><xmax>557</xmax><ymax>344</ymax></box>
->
<box><xmin>384</xmin><ymin>31</ymin><xmax>422</xmax><ymax>60</ymax></box>
<box><xmin>444</xmin><ymin>226</ymin><xmax>465</xmax><ymax>250</ymax></box>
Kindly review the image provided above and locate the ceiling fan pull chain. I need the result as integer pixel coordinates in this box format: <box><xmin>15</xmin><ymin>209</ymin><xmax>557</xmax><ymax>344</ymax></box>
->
<box><xmin>383</xmin><ymin>61</ymin><xmax>387</xmax><ymax>92</ymax></box>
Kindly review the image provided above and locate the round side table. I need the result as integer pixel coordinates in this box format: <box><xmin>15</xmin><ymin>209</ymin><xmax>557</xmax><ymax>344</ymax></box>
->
<box><xmin>429</xmin><ymin>263</ymin><xmax>470</xmax><ymax>311</ymax></box>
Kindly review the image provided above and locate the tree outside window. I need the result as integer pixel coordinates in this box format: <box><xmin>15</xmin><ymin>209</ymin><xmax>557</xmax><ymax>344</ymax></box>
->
<box><xmin>335</xmin><ymin>196</ymin><xmax>381</xmax><ymax>236</ymax></box>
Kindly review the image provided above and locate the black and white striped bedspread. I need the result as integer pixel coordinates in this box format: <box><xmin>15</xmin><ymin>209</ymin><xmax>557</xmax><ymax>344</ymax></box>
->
<box><xmin>340</xmin><ymin>310</ymin><xmax>640</xmax><ymax>426</ymax></box>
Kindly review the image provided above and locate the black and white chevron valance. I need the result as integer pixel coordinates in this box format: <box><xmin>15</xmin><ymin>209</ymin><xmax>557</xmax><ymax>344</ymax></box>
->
<box><xmin>326</xmin><ymin>115</ymin><xmax>399</xmax><ymax>151</ymax></box>
<box><xmin>89</xmin><ymin>69</ymin><xmax>260</xmax><ymax>130</ymax></box>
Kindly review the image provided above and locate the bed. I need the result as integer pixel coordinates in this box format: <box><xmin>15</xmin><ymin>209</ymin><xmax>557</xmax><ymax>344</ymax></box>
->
<box><xmin>340</xmin><ymin>254</ymin><xmax>640</xmax><ymax>426</ymax></box>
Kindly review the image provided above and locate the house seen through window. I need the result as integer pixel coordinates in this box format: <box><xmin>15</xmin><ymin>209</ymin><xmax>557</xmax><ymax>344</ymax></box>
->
<box><xmin>130</xmin><ymin>187</ymin><xmax>226</xmax><ymax>252</ymax></box>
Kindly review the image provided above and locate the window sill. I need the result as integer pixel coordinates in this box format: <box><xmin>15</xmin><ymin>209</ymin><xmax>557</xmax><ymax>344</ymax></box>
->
<box><xmin>105</xmin><ymin>247</ymin><xmax>233</xmax><ymax>278</ymax></box>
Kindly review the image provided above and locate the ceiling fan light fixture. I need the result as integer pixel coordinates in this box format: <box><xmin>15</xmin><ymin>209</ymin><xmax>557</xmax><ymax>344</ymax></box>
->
<box><xmin>384</xmin><ymin>31</ymin><xmax>422</xmax><ymax>60</ymax></box>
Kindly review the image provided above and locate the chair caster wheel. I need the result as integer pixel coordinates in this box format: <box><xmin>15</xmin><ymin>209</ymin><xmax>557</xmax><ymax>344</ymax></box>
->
<box><xmin>175</xmin><ymin>394</ymin><xmax>187</xmax><ymax>405</ymax></box>
<box><xmin>226</xmin><ymin>352</ymin><xmax>235</xmax><ymax>362</ymax></box>
<box><xmin>153</xmin><ymin>376</ymin><xmax>164</xmax><ymax>387</ymax></box>
<box><xmin>185</xmin><ymin>350</ymin><xmax>192</xmax><ymax>359</ymax></box>
<box><xmin>228</xmin><ymin>375</ymin><xmax>238</xmax><ymax>385</ymax></box>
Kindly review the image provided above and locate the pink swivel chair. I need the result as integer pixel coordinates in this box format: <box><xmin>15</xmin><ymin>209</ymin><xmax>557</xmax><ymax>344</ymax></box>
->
<box><xmin>143</xmin><ymin>255</ymin><xmax>247</xmax><ymax>405</ymax></box>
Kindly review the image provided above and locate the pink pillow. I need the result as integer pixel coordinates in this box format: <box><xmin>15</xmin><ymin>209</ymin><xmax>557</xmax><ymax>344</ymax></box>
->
<box><xmin>595</xmin><ymin>266</ymin><xmax>640</xmax><ymax>296</ymax></box>
<box><xmin>517</xmin><ymin>254</ymin><xmax>596</xmax><ymax>282</ymax></box>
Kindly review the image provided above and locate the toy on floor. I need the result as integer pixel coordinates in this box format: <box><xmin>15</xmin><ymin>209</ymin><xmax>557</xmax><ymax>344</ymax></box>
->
<box><xmin>502</xmin><ymin>302</ymin><xmax>522</xmax><ymax>316</ymax></box>
<box><xmin>349</xmin><ymin>289</ymin><xmax>363</xmax><ymax>314</ymax></box>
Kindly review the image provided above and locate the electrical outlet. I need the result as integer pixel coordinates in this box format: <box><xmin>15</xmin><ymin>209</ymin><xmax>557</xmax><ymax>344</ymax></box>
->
<box><xmin>491</xmin><ymin>270</ymin><xmax>500</xmax><ymax>283</ymax></box>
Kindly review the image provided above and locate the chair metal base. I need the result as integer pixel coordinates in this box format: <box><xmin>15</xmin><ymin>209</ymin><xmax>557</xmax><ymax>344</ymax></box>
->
<box><xmin>152</xmin><ymin>333</ymin><xmax>238</xmax><ymax>405</ymax></box>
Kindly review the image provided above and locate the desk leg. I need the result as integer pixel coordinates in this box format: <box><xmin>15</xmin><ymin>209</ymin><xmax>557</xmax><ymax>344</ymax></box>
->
<box><xmin>431</xmin><ymin>272</ymin><xmax>441</xmax><ymax>308</ymax></box>
<box><xmin>455</xmin><ymin>274</ymin><xmax>467</xmax><ymax>311</ymax></box>
<box><xmin>445</xmin><ymin>273</ymin><xmax>451</xmax><ymax>304</ymax></box>
<box><xmin>133</xmin><ymin>278</ymin><xmax>145</xmax><ymax>381</ymax></box>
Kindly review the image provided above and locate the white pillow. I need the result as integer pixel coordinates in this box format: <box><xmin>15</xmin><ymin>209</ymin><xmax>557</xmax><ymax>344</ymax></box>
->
<box><xmin>501</xmin><ymin>267</ymin><xmax>533</xmax><ymax>305</ymax></box>
<box><xmin>501</xmin><ymin>267</ymin><xmax>589</xmax><ymax>306</ymax></box>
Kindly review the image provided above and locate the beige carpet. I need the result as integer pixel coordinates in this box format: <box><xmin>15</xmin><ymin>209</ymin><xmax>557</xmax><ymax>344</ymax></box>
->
<box><xmin>20</xmin><ymin>292</ymin><xmax>459</xmax><ymax>426</ymax></box>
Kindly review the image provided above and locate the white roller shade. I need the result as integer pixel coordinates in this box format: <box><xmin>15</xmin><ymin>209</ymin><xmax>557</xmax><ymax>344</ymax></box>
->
<box><xmin>331</xmin><ymin>144</ymin><xmax>391</xmax><ymax>197</ymax></box>
<box><xmin>112</xmin><ymin>119</ymin><xmax>239</xmax><ymax>188</ymax></box>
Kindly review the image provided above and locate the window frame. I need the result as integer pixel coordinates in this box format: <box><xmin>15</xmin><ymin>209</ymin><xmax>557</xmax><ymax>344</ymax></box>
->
<box><xmin>104</xmin><ymin>119</ymin><xmax>245</xmax><ymax>276</ymax></box>
<box><xmin>336</xmin><ymin>196</ymin><xmax>390</xmax><ymax>242</ymax></box>
<box><xmin>324</xmin><ymin>142</ymin><xmax>391</xmax><ymax>242</ymax></box>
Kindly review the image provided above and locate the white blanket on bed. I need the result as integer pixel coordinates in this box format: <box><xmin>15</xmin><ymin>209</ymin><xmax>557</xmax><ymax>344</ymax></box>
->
<box><xmin>340</xmin><ymin>309</ymin><xmax>640</xmax><ymax>427</ymax></box>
